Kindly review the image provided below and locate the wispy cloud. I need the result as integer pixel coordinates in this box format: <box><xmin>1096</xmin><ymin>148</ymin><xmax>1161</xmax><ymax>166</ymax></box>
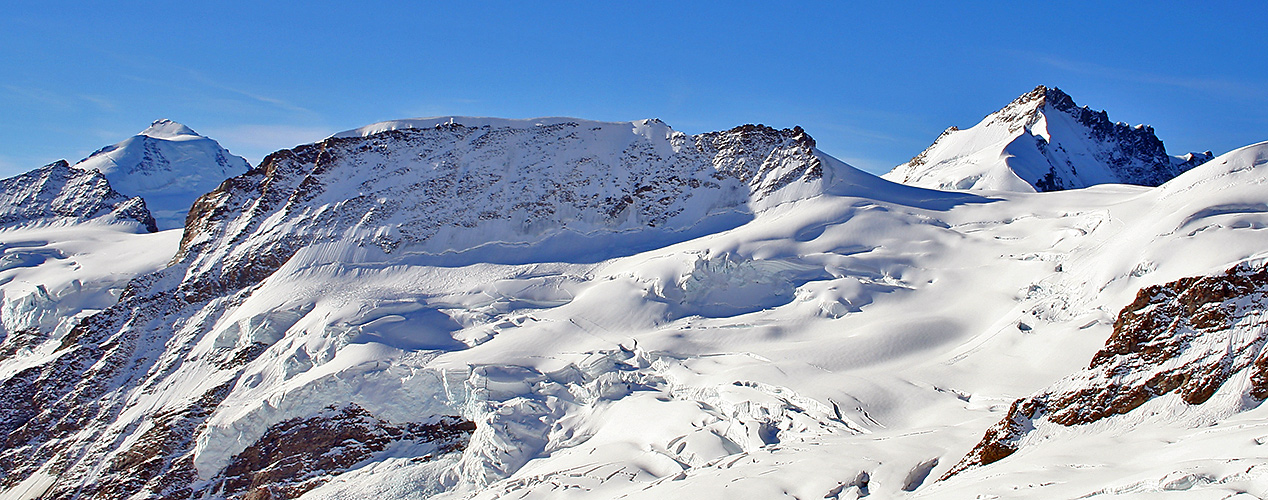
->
<box><xmin>3</xmin><ymin>85</ymin><xmax>74</xmax><ymax>108</ymax></box>
<box><xmin>202</xmin><ymin>124</ymin><xmax>337</xmax><ymax>164</ymax></box>
<box><xmin>3</xmin><ymin>86</ymin><xmax>120</xmax><ymax>113</ymax></box>
<box><xmin>1022</xmin><ymin>53</ymin><xmax>1263</xmax><ymax>101</ymax></box>
<box><xmin>89</xmin><ymin>47</ymin><xmax>319</xmax><ymax>117</ymax></box>
<box><xmin>182</xmin><ymin>69</ymin><xmax>316</xmax><ymax>115</ymax></box>
<box><xmin>78</xmin><ymin>94</ymin><xmax>117</xmax><ymax>111</ymax></box>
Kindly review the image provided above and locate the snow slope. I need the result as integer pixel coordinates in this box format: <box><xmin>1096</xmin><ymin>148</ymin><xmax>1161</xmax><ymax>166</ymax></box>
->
<box><xmin>0</xmin><ymin>224</ymin><xmax>181</xmax><ymax>391</ymax></box>
<box><xmin>73</xmin><ymin>119</ymin><xmax>250</xmax><ymax>229</ymax></box>
<box><xmin>884</xmin><ymin>86</ymin><xmax>1211</xmax><ymax>192</ymax></box>
<box><xmin>1</xmin><ymin>117</ymin><xmax>1267</xmax><ymax>500</ymax></box>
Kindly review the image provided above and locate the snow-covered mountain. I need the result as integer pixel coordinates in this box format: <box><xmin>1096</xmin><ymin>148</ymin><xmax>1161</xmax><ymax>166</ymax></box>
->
<box><xmin>73</xmin><ymin>119</ymin><xmax>250</xmax><ymax>229</ymax></box>
<box><xmin>179</xmin><ymin>117</ymin><xmax>830</xmax><ymax>270</ymax></box>
<box><xmin>0</xmin><ymin>160</ymin><xmax>156</xmax><ymax>232</ymax></box>
<box><xmin>2</xmin><ymin>115</ymin><xmax>1267</xmax><ymax>500</ymax></box>
<box><xmin>884</xmin><ymin>85</ymin><xmax>1212</xmax><ymax>192</ymax></box>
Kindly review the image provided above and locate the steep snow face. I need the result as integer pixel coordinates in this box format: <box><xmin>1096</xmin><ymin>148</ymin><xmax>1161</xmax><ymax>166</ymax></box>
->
<box><xmin>884</xmin><ymin>85</ymin><xmax>1210</xmax><ymax>192</ymax></box>
<box><xmin>73</xmin><ymin>119</ymin><xmax>250</xmax><ymax>229</ymax></box>
<box><xmin>0</xmin><ymin>160</ymin><xmax>156</xmax><ymax>232</ymax></box>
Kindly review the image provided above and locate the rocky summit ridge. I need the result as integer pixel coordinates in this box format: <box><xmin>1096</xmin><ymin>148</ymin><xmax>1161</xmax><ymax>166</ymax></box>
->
<box><xmin>0</xmin><ymin>160</ymin><xmax>156</xmax><ymax>232</ymax></box>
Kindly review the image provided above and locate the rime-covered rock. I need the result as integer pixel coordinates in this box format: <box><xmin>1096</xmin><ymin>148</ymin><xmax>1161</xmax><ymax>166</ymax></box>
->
<box><xmin>0</xmin><ymin>160</ymin><xmax>156</xmax><ymax>231</ymax></box>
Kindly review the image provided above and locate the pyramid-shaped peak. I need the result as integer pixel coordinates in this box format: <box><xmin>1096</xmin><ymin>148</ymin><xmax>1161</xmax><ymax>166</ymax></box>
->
<box><xmin>884</xmin><ymin>84</ymin><xmax>1209</xmax><ymax>192</ymax></box>
<box><xmin>74</xmin><ymin>119</ymin><xmax>249</xmax><ymax>229</ymax></box>
<box><xmin>140</xmin><ymin>119</ymin><xmax>200</xmax><ymax>140</ymax></box>
<box><xmin>1029</xmin><ymin>85</ymin><xmax>1077</xmax><ymax>112</ymax></box>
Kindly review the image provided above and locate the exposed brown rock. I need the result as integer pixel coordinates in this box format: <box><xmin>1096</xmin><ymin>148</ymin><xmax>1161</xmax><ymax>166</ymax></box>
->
<box><xmin>945</xmin><ymin>262</ymin><xmax>1268</xmax><ymax>478</ymax></box>
<box><xmin>202</xmin><ymin>404</ymin><xmax>475</xmax><ymax>500</ymax></box>
<box><xmin>74</xmin><ymin>381</ymin><xmax>235</xmax><ymax>500</ymax></box>
<box><xmin>940</xmin><ymin>398</ymin><xmax>1041</xmax><ymax>480</ymax></box>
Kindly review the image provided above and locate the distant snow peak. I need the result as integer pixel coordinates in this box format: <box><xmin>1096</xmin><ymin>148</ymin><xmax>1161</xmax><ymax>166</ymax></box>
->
<box><xmin>72</xmin><ymin>119</ymin><xmax>249</xmax><ymax>229</ymax></box>
<box><xmin>884</xmin><ymin>84</ymin><xmax>1211</xmax><ymax>192</ymax></box>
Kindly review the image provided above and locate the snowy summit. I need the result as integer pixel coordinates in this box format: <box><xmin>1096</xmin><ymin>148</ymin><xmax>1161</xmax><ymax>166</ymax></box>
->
<box><xmin>72</xmin><ymin>119</ymin><xmax>249</xmax><ymax>229</ymax></box>
<box><xmin>884</xmin><ymin>85</ymin><xmax>1212</xmax><ymax>192</ymax></box>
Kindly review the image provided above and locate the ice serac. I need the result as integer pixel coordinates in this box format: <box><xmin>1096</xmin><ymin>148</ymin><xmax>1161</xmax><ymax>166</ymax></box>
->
<box><xmin>884</xmin><ymin>85</ymin><xmax>1210</xmax><ymax>192</ymax></box>
<box><xmin>945</xmin><ymin>260</ymin><xmax>1268</xmax><ymax>479</ymax></box>
<box><xmin>0</xmin><ymin>160</ymin><xmax>157</xmax><ymax>232</ymax></box>
<box><xmin>73</xmin><ymin>119</ymin><xmax>250</xmax><ymax>230</ymax></box>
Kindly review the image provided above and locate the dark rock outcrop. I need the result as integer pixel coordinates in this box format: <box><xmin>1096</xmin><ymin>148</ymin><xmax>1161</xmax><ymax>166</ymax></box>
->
<box><xmin>200</xmin><ymin>404</ymin><xmax>474</xmax><ymax>500</ymax></box>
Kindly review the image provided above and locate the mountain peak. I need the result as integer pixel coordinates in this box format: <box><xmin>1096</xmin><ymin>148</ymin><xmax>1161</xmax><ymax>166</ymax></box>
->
<box><xmin>987</xmin><ymin>85</ymin><xmax>1079</xmax><ymax>132</ymax></box>
<box><xmin>74</xmin><ymin>121</ymin><xmax>249</xmax><ymax>229</ymax></box>
<box><xmin>0</xmin><ymin>159</ymin><xmax>157</xmax><ymax>231</ymax></box>
<box><xmin>883</xmin><ymin>85</ymin><xmax>1208</xmax><ymax>192</ymax></box>
<box><xmin>1023</xmin><ymin>84</ymin><xmax>1071</xmax><ymax>104</ymax></box>
<box><xmin>139</xmin><ymin>119</ymin><xmax>200</xmax><ymax>140</ymax></box>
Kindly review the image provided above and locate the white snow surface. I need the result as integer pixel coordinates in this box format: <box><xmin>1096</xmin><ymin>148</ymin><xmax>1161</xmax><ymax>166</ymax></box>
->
<box><xmin>72</xmin><ymin>119</ymin><xmax>249</xmax><ymax>229</ymax></box>
<box><xmin>3</xmin><ymin>115</ymin><xmax>1268</xmax><ymax>499</ymax></box>
<box><xmin>0</xmin><ymin>225</ymin><xmax>181</xmax><ymax>381</ymax></box>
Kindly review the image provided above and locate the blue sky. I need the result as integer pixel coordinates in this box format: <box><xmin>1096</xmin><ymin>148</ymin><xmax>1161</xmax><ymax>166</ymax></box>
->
<box><xmin>1</xmin><ymin>1</ymin><xmax>1264</xmax><ymax>177</ymax></box>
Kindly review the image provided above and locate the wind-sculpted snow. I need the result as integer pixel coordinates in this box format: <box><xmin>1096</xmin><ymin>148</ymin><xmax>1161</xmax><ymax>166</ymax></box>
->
<box><xmin>74</xmin><ymin>119</ymin><xmax>250</xmax><ymax>229</ymax></box>
<box><xmin>0</xmin><ymin>160</ymin><xmax>156</xmax><ymax>232</ymax></box>
<box><xmin>885</xmin><ymin>85</ymin><xmax>1211</xmax><ymax>192</ymax></box>
<box><xmin>2</xmin><ymin>118</ymin><xmax>1268</xmax><ymax>500</ymax></box>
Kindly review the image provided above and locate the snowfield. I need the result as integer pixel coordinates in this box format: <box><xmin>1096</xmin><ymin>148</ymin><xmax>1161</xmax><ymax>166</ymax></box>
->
<box><xmin>1</xmin><ymin>112</ymin><xmax>1267</xmax><ymax>500</ymax></box>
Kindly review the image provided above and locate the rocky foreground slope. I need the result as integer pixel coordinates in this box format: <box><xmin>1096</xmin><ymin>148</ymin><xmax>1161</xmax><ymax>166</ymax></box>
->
<box><xmin>947</xmin><ymin>261</ymin><xmax>1268</xmax><ymax>478</ymax></box>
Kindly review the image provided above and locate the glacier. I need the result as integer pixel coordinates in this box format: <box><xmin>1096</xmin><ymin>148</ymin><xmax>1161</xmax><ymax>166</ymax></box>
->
<box><xmin>0</xmin><ymin>100</ymin><xmax>1267</xmax><ymax>500</ymax></box>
